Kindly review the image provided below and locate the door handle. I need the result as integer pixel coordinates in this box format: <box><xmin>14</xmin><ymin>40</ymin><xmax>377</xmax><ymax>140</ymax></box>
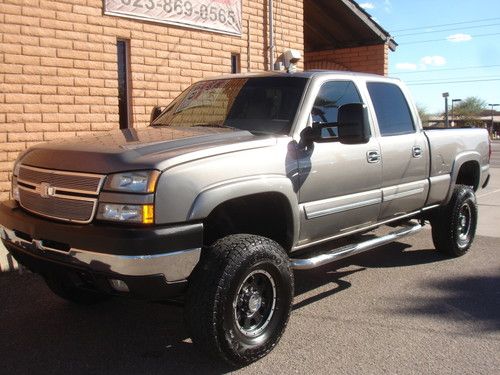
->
<box><xmin>367</xmin><ymin>150</ymin><xmax>381</xmax><ymax>163</ymax></box>
<box><xmin>412</xmin><ymin>146</ymin><xmax>423</xmax><ymax>158</ymax></box>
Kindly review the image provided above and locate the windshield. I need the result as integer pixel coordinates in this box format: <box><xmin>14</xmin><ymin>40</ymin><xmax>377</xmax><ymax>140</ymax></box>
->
<box><xmin>152</xmin><ymin>76</ymin><xmax>308</xmax><ymax>135</ymax></box>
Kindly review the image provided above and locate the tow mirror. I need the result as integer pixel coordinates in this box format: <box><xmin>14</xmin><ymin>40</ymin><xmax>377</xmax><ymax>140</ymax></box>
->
<box><xmin>150</xmin><ymin>106</ymin><xmax>163</xmax><ymax>124</ymax></box>
<box><xmin>336</xmin><ymin>103</ymin><xmax>370</xmax><ymax>144</ymax></box>
<box><xmin>301</xmin><ymin>103</ymin><xmax>369</xmax><ymax>145</ymax></box>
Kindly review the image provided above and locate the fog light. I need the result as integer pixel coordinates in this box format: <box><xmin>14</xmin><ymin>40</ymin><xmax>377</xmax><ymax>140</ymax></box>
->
<box><xmin>109</xmin><ymin>279</ymin><xmax>129</xmax><ymax>292</ymax></box>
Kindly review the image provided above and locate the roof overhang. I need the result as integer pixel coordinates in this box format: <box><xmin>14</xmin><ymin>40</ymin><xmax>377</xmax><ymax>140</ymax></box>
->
<box><xmin>304</xmin><ymin>0</ymin><xmax>397</xmax><ymax>52</ymax></box>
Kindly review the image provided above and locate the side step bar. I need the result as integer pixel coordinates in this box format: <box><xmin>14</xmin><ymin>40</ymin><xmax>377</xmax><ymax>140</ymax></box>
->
<box><xmin>290</xmin><ymin>222</ymin><xmax>423</xmax><ymax>270</ymax></box>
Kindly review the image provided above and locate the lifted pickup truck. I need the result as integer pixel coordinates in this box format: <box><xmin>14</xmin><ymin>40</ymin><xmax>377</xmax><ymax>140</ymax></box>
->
<box><xmin>0</xmin><ymin>71</ymin><xmax>490</xmax><ymax>366</ymax></box>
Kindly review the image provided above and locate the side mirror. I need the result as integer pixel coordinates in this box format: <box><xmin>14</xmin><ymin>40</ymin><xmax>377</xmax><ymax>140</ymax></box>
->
<box><xmin>336</xmin><ymin>103</ymin><xmax>370</xmax><ymax>144</ymax></box>
<box><xmin>300</xmin><ymin>103</ymin><xmax>370</xmax><ymax>146</ymax></box>
<box><xmin>150</xmin><ymin>106</ymin><xmax>163</xmax><ymax>124</ymax></box>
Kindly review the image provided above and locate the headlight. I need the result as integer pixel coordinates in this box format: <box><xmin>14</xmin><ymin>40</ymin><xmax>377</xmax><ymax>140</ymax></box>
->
<box><xmin>104</xmin><ymin>170</ymin><xmax>160</xmax><ymax>193</ymax></box>
<box><xmin>96</xmin><ymin>203</ymin><xmax>154</xmax><ymax>224</ymax></box>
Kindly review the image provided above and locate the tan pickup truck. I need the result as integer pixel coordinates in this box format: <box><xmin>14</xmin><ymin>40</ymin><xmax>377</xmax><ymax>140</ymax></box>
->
<box><xmin>0</xmin><ymin>71</ymin><xmax>491</xmax><ymax>366</ymax></box>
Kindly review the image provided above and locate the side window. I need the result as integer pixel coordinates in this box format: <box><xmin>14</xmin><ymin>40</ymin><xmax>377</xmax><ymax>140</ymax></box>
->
<box><xmin>367</xmin><ymin>82</ymin><xmax>415</xmax><ymax>136</ymax></box>
<box><xmin>312</xmin><ymin>81</ymin><xmax>362</xmax><ymax>124</ymax></box>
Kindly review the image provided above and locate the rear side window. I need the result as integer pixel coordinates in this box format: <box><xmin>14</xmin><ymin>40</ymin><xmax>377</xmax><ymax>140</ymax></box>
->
<box><xmin>367</xmin><ymin>82</ymin><xmax>415</xmax><ymax>136</ymax></box>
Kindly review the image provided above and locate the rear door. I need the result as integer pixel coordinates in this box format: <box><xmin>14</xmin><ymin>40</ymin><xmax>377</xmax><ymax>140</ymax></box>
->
<box><xmin>366</xmin><ymin>82</ymin><xmax>429</xmax><ymax>220</ymax></box>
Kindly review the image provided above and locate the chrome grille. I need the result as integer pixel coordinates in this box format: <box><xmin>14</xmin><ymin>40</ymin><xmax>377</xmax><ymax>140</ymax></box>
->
<box><xmin>17</xmin><ymin>165</ymin><xmax>104</xmax><ymax>224</ymax></box>
<box><xmin>18</xmin><ymin>165</ymin><xmax>103</xmax><ymax>194</ymax></box>
<box><xmin>19</xmin><ymin>188</ymin><xmax>96</xmax><ymax>223</ymax></box>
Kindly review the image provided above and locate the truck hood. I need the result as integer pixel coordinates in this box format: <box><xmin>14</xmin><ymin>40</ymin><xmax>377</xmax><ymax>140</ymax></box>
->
<box><xmin>20</xmin><ymin>127</ymin><xmax>277</xmax><ymax>174</ymax></box>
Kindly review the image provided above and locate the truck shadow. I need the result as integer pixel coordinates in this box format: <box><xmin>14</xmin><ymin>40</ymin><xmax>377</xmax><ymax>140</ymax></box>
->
<box><xmin>0</xmin><ymin>273</ymin><xmax>231</xmax><ymax>374</ymax></box>
<box><xmin>0</xmin><ymin>243</ymin><xmax>450</xmax><ymax>374</ymax></box>
<box><xmin>293</xmin><ymin>241</ymin><xmax>447</xmax><ymax>310</ymax></box>
<box><xmin>391</xmin><ymin>274</ymin><xmax>500</xmax><ymax>332</ymax></box>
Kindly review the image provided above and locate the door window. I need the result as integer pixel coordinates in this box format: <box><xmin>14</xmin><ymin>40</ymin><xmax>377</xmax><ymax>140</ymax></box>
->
<box><xmin>367</xmin><ymin>82</ymin><xmax>415</xmax><ymax>136</ymax></box>
<box><xmin>312</xmin><ymin>81</ymin><xmax>362</xmax><ymax>124</ymax></box>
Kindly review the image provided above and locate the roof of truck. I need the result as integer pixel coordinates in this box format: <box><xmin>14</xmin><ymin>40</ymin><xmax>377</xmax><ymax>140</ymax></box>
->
<box><xmin>204</xmin><ymin>70</ymin><xmax>400</xmax><ymax>82</ymax></box>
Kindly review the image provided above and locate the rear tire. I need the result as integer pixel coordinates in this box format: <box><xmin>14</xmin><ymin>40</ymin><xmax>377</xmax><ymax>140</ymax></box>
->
<box><xmin>43</xmin><ymin>272</ymin><xmax>110</xmax><ymax>305</ymax></box>
<box><xmin>184</xmin><ymin>234</ymin><xmax>294</xmax><ymax>367</ymax></box>
<box><xmin>430</xmin><ymin>185</ymin><xmax>477</xmax><ymax>257</ymax></box>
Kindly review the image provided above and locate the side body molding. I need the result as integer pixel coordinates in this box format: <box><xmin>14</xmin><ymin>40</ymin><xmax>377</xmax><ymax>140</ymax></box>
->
<box><xmin>188</xmin><ymin>175</ymin><xmax>301</xmax><ymax>246</ymax></box>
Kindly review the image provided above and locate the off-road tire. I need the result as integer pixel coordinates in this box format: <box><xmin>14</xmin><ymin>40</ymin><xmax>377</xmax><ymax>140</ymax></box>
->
<box><xmin>43</xmin><ymin>272</ymin><xmax>110</xmax><ymax>305</ymax></box>
<box><xmin>430</xmin><ymin>184</ymin><xmax>477</xmax><ymax>257</ymax></box>
<box><xmin>184</xmin><ymin>234</ymin><xmax>294</xmax><ymax>367</ymax></box>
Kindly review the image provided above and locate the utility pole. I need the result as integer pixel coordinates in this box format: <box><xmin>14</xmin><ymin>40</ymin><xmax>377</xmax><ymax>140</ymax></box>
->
<box><xmin>442</xmin><ymin>92</ymin><xmax>449</xmax><ymax>128</ymax></box>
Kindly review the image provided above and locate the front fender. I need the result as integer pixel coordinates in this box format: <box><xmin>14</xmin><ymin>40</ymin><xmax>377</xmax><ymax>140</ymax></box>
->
<box><xmin>188</xmin><ymin>175</ymin><xmax>300</xmax><ymax>246</ymax></box>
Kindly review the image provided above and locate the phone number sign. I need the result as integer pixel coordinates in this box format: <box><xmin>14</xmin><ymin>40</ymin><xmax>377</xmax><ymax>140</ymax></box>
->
<box><xmin>104</xmin><ymin>0</ymin><xmax>242</xmax><ymax>35</ymax></box>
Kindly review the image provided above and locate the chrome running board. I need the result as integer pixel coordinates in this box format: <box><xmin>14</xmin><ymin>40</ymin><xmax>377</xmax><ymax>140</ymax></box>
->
<box><xmin>290</xmin><ymin>222</ymin><xmax>422</xmax><ymax>270</ymax></box>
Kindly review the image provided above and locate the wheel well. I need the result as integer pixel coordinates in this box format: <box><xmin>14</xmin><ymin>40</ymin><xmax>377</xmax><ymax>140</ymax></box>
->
<box><xmin>203</xmin><ymin>193</ymin><xmax>294</xmax><ymax>252</ymax></box>
<box><xmin>456</xmin><ymin>161</ymin><xmax>480</xmax><ymax>191</ymax></box>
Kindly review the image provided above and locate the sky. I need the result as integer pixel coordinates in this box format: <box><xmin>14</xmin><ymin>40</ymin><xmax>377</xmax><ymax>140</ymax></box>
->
<box><xmin>356</xmin><ymin>0</ymin><xmax>500</xmax><ymax>114</ymax></box>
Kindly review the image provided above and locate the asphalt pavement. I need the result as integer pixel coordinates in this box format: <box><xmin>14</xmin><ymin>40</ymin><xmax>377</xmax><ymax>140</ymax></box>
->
<box><xmin>0</xmin><ymin>146</ymin><xmax>499</xmax><ymax>374</ymax></box>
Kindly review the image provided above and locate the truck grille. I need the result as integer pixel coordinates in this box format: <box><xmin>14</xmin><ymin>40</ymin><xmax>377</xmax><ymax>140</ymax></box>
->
<box><xmin>17</xmin><ymin>165</ymin><xmax>105</xmax><ymax>224</ymax></box>
<box><xmin>18</xmin><ymin>165</ymin><xmax>102</xmax><ymax>194</ymax></box>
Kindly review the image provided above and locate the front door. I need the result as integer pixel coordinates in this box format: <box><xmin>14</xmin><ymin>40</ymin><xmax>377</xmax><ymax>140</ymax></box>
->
<box><xmin>297</xmin><ymin>80</ymin><xmax>382</xmax><ymax>247</ymax></box>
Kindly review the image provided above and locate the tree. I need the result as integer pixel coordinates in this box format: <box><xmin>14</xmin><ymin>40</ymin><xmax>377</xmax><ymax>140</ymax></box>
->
<box><xmin>416</xmin><ymin>103</ymin><xmax>431</xmax><ymax>126</ymax></box>
<box><xmin>453</xmin><ymin>96</ymin><xmax>487</xmax><ymax>127</ymax></box>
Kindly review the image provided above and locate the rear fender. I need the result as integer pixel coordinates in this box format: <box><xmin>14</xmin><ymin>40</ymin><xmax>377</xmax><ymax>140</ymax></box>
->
<box><xmin>444</xmin><ymin>151</ymin><xmax>481</xmax><ymax>204</ymax></box>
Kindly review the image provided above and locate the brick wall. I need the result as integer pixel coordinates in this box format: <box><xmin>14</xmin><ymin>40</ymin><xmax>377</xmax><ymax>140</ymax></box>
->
<box><xmin>0</xmin><ymin>0</ymin><xmax>304</xmax><ymax>201</ymax></box>
<box><xmin>304</xmin><ymin>44</ymin><xmax>389</xmax><ymax>76</ymax></box>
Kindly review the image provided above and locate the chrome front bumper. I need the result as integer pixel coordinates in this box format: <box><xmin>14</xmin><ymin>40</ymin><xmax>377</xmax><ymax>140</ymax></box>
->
<box><xmin>0</xmin><ymin>224</ymin><xmax>200</xmax><ymax>282</ymax></box>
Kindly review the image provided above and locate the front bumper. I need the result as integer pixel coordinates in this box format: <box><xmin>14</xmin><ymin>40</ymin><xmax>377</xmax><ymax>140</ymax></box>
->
<box><xmin>0</xmin><ymin>200</ymin><xmax>203</xmax><ymax>299</ymax></box>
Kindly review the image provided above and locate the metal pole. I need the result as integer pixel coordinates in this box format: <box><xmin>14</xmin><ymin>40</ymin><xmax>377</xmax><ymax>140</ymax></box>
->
<box><xmin>442</xmin><ymin>92</ymin><xmax>449</xmax><ymax>128</ymax></box>
<box><xmin>444</xmin><ymin>96</ymin><xmax>449</xmax><ymax>128</ymax></box>
<box><xmin>451</xmin><ymin>100</ymin><xmax>454</xmax><ymax>127</ymax></box>
<box><xmin>268</xmin><ymin>0</ymin><xmax>274</xmax><ymax>71</ymax></box>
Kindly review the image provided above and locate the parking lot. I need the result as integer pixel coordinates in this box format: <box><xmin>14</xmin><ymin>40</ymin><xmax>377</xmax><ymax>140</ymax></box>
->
<box><xmin>0</xmin><ymin>143</ymin><xmax>499</xmax><ymax>374</ymax></box>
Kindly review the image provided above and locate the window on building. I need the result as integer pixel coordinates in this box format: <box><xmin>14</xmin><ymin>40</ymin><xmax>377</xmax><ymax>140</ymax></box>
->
<box><xmin>117</xmin><ymin>39</ymin><xmax>131</xmax><ymax>129</ymax></box>
<box><xmin>312</xmin><ymin>80</ymin><xmax>362</xmax><ymax>124</ymax></box>
<box><xmin>367</xmin><ymin>82</ymin><xmax>415</xmax><ymax>136</ymax></box>
<box><xmin>231</xmin><ymin>53</ymin><xmax>241</xmax><ymax>74</ymax></box>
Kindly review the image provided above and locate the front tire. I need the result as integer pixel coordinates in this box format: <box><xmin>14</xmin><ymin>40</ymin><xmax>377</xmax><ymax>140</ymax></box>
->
<box><xmin>185</xmin><ymin>234</ymin><xmax>294</xmax><ymax>367</ymax></box>
<box><xmin>430</xmin><ymin>185</ymin><xmax>478</xmax><ymax>257</ymax></box>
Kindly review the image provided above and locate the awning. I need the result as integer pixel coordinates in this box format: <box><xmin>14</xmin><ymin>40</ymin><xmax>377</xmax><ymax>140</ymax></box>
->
<box><xmin>304</xmin><ymin>0</ymin><xmax>397</xmax><ymax>52</ymax></box>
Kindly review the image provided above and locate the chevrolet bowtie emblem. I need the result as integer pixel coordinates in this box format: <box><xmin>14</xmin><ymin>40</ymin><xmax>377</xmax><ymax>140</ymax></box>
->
<box><xmin>37</xmin><ymin>182</ymin><xmax>56</xmax><ymax>198</ymax></box>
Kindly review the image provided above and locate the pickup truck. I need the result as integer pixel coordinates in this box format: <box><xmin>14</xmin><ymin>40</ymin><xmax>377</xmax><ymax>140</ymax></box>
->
<box><xmin>0</xmin><ymin>71</ymin><xmax>491</xmax><ymax>366</ymax></box>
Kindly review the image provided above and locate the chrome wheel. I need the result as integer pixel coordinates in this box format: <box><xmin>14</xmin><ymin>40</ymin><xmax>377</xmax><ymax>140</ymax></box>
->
<box><xmin>457</xmin><ymin>202</ymin><xmax>472</xmax><ymax>246</ymax></box>
<box><xmin>233</xmin><ymin>269</ymin><xmax>277</xmax><ymax>337</ymax></box>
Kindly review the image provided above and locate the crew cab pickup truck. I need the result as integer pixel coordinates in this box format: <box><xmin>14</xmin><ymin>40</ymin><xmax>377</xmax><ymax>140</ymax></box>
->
<box><xmin>0</xmin><ymin>71</ymin><xmax>490</xmax><ymax>366</ymax></box>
